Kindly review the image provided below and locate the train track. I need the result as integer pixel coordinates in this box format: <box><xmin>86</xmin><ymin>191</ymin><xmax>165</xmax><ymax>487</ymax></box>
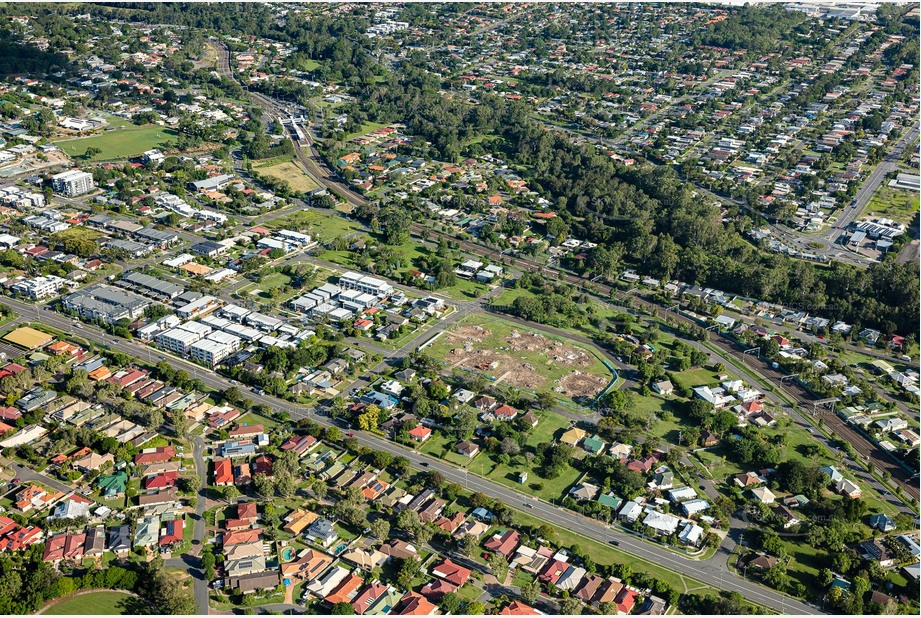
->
<box><xmin>215</xmin><ymin>40</ymin><xmax>919</xmax><ymax>507</ymax></box>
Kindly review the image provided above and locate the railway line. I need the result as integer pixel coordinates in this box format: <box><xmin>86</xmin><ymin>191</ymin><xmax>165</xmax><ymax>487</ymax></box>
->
<box><xmin>215</xmin><ymin>40</ymin><xmax>919</xmax><ymax>509</ymax></box>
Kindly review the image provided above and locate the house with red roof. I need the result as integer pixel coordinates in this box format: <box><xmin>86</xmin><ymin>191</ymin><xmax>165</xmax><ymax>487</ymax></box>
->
<box><xmin>351</xmin><ymin>582</ymin><xmax>391</xmax><ymax>615</ymax></box>
<box><xmin>144</xmin><ymin>471</ymin><xmax>178</xmax><ymax>489</ymax></box>
<box><xmin>252</xmin><ymin>454</ymin><xmax>273</xmax><ymax>477</ymax></box>
<box><xmin>393</xmin><ymin>591</ymin><xmax>437</xmax><ymax>615</ymax></box>
<box><xmin>4</xmin><ymin>525</ymin><xmax>43</xmax><ymax>551</ymax></box>
<box><xmin>538</xmin><ymin>558</ymin><xmax>569</xmax><ymax>585</ymax></box>
<box><xmin>280</xmin><ymin>434</ymin><xmax>318</xmax><ymax>457</ymax></box>
<box><xmin>237</xmin><ymin>502</ymin><xmax>258</xmax><ymax>522</ymax></box>
<box><xmin>135</xmin><ymin>446</ymin><xmax>175</xmax><ymax>465</ymax></box>
<box><xmin>494</xmin><ymin>404</ymin><xmax>518</xmax><ymax>421</ymax></box>
<box><xmin>615</xmin><ymin>587</ymin><xmax>638</xmax><ymax>614</ymax></box>
<box><xmin>500</xmin><ymin>601</ymin><xmax>540</xmax><ymax>615</ymax></box>
<box><xmin>408</xmin><ymin>425</ymin><xmax>432</xmax><ymax>442</ymax></box>
<box><xmin>0</xmin><ymin>406</ymin><xmax>21</xmax><ymax>421</ymax></box>
<box><xmin>159</xmin><ymin>517</ymin><xmax>184</xmax><ymax>548</ymax></box>
<box><xmin>213</xmin><ymin>459</ymin><xmax>233</xmax><ymax>486</ymax></box>
<box><xmin>420</xmin><ymin>578</ymin><xmax>456</xmax><ymax>602</ymax></box>
<box><xmin>431</xmin><ymin>558</ymin><xmax>471</xmax><ymax>586</ymax></box>
<box><xmin>484</xmin><ymin>529</ymin><xmax>521</xmax><ymax>558</ymax></box>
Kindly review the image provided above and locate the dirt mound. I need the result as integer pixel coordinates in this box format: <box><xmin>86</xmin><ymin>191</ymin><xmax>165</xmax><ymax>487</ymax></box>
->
<box><xmin>446</xmin><ymin>325</ymin><xmax>490</xmax><ymax>345</ymax></box>
<box><xmin>506</xmin><ymin>330</ymin><xmax>593</xmax><ymax>367</ymax></box>
<box><xmin>557</xmin><ymin>371</ymin><xmax>609</xmax><ymax>399</ymax></box>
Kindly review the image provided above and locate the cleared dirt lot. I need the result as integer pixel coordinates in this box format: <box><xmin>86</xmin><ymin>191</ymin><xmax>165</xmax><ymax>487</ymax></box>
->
<box><xmin>434</xmin><ymin>318</ymin><xmax>613</xmax><ymax>401</ymax></box>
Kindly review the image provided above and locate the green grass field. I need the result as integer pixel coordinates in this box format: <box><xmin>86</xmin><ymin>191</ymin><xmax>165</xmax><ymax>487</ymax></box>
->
<box><xmin>54</xmin><ymin>125</ymin><xmax>178</xmax><ymax>161</ymax></box>
<box><xmin>253</xmin><ymin>157</ymin><xmax>321</xmax><ymax>193</ymax></box>
<box><xmin>345</xmin><ymin>121</ymin><xmax>388</xmax><ymax>141</ymax></box>
<box><xmin>268</xmin><ymin>209</ymin><xmax>362</xmax><ymax>244</ymax></box>
<box><xmin>42</xmin><ymin>591</ymin><xmax>140</xmax><ymax>615</ymax></box>
<box><xmin>862</xmin><ymin>184</ymin><xmax>920</xmax><ymax>225</ymax></box>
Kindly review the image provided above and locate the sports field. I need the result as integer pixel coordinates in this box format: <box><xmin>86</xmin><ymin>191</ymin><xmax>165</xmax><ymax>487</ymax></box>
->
<box><xmin>53</xmin><ymin>125</ymin><xmax>179</xmax><ymax>161</ymax></box>
<box><xmin>41</xmin><ymin>591</ymin><xmax>139</xmax><ymax>615</ymax></box>
<box><xmin>253</xmin><ymin>158</ymin><xmax>321</xmax><ymax>193</ymax></box>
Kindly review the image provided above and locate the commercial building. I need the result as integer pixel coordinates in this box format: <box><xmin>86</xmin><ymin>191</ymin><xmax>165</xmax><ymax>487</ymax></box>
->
<box><xmin>51</xmin><ymin>169</ymin><xmax>95</xmax><ymax>196</ymax></box>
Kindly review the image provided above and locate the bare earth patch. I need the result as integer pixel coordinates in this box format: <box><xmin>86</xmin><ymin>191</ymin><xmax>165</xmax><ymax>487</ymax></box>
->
<box><xmin>442</xmin><ymin>324</ymin><xmax>607</xmax><ymax>398</ymax></box>
<box><xmin>556</xmin><ymin>371</ymin><xmax>610</xmax><ymax>399</ymax></box>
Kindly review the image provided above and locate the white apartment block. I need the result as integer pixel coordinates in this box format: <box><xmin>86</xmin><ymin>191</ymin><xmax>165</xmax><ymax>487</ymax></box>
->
<box><xmin>155</xmin><ymin>322</ymin><xmax>212</xmax><ymax>355</ymax></box>
<box><xmin>51</xmin><ymin>170</ymin><xmax>95</xmax><ymax>196</ymax></box>
<box><xmin>339</xmin><ymin>271</ymin><xmax>394</xmax><ymax>297</ymax></box>
<box><xmin>11</xmin><ymin>275</ymin><xmax>68</xmax><ymax>299</ymax></box>
<box><xmin>189</xmin><ymin>331</ymin><xmax>241</xmax><ymax>367</ymax></box>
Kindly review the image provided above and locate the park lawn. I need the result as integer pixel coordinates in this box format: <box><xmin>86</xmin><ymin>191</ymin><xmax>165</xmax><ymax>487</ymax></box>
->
<box><xmin>862</xmin><ymin>184</ymin><xmax>920</xmax><ymax>226</ymax></box>
<box><xmin>253</xmin><ymin>158</ymin><xmax>321</xmax><ymax>193</ymax></box>
<box><xmin>42</xmin><ymin>591</ymin><xmax>138</xmax><ymax>615</ymax></box>
<box><xmin>267</xmin><ymin>209</ymin><xmax>362</xmax><ymax>244</ymax></box>
<box><xmin>53</xmin><ymin>125</ymin><xmax>179</xmax><ymax>161</ymax></box>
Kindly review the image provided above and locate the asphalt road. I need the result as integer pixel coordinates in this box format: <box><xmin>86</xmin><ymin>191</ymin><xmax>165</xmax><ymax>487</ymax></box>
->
<box><xmin>3</xmin><ymin>296</ymin><xmax>824</xmax><ymax>614</ymax></box>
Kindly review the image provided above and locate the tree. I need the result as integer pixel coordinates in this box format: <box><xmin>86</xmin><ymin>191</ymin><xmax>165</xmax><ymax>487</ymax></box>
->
<box><xmin>396</xmin><ymin>557</ymin><xmax>422</xmax><ymax>589</ymax></box>
<box><xmin>534</xmin><ymin>391</ymin><xmax>555</xmax><ymax>410</ymax></box>
<box><xmin>521</xmin><ymin>579</ymin><xmax>541</xmax><ymax>604</ymax></box>
<box><xmin>369</xmin><ymin>518</ymin><xmax>390</xmax><ymax>540</ymax></box>
<box><xmin>84</xmin><ymin>146</ymin><xmax>102</xmax><ymax>160</ymax></box>
<box><xmin>460</xmin><ymin>533</ymin><xmax>480</xmax><ymax>557</ymax></box>
<box><xmin>489</xmin><ymin>553</ymin><xmax>509</xmax><ymax>582</ymax></box>
<box><xmin>465</xmin><ymin>601</ymin><xmax>485</xmax><ymax>615</ymax></box>
<box><xmin>222</xmin><ymin>485</ymin><xmax>240</xmax><ymax>502</ymax></box>
<box><xmin>440</xmin><ymin>593</ymin><xmax>462</xmax><ymax>614</ymax></box>
<box><xmin>253</xmin><ymin>473</ymin><xmax>274</xmax><ymax>499</ymax></box>
<box><xmin>179</xmin><ymin>475</ymin><xmax>201</xmax><ymax>494</ymax></box>
<box><xmin>331</xmin><ymin>602</ymin><xmax>355</xmax><ymax>615</ymax></box>
<box><xmin>559</xmin><ymin>598</ymin><xmax>583</xmax><ymax>615</ymax></box>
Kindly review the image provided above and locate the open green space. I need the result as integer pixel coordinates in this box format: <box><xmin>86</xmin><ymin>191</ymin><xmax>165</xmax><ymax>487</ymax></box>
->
<box><xmin>253</xmin><ymin>157</ymin><xmax>321</xmax><ymax>193</ymax></box>
<box><xmin>41</xmin><ymin>591</ymin><xmax>141</xmax><ymax>615</ymax></box>
<box><xmin>344</xmin><ymin>121</ymin><xmax>388</xmax><ymax>141</ymax></box>
<box><xmin>267</xmin><ymin>209</ymin><xmax>362</xmax><ymax>244</ymax></box>
<box><xmin>53</xmin><ymin>125</ymin><xmax>179</xmax><ymax>161</ymax></box>
<box><xmin>420</xmin><ymin>432</ymin><xmax>478</xmax><ymax>467</ymax></box>
<box><xmin>861</xmin><ymin>183</ymin><xmax>920</xmax><ymax>226</ymax></box>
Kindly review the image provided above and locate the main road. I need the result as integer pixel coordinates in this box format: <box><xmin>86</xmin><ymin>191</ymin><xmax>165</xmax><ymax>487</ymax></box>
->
<box><xmin>3</xmin><ymin>296</ymin><xmax>823</xmax><ymax>614</ymax></box>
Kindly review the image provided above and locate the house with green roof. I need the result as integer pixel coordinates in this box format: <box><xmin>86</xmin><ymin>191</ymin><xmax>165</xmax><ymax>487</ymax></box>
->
<box><xmin>598</xmin><ymin>493</ymin><xmax>623</xmax><ymax>512</ymax></box>
<box><xmin>97</xmin><ymin>471</ymin><xmax>128</xmax><ymax>497</ymax></box>
<box><xmin>582</xmin><ymin>434</ymin><xmax>606</xmax><ymax>455</ymax></box>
